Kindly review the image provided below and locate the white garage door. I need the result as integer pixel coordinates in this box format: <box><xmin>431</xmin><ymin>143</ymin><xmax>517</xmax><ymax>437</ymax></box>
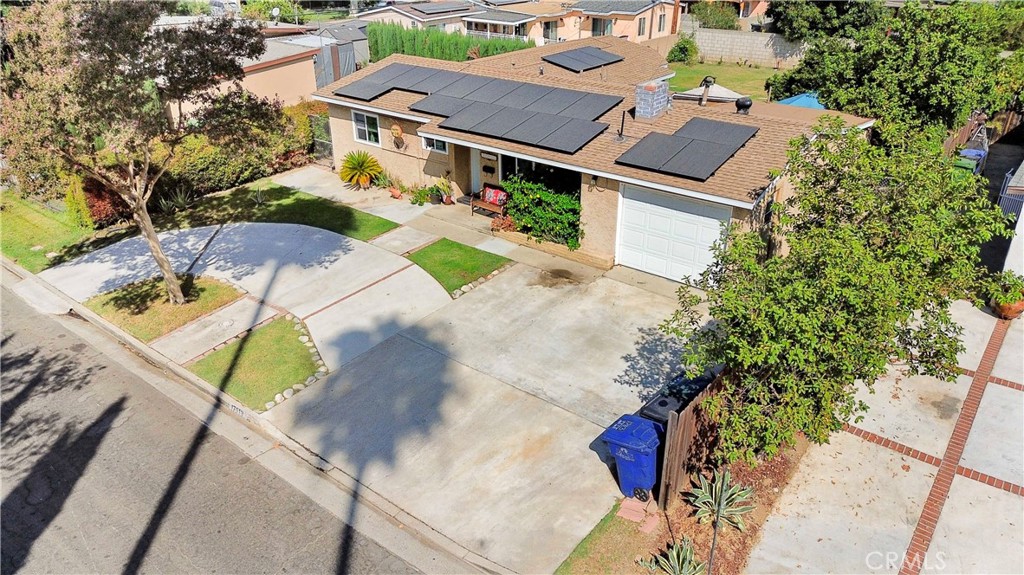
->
<box><xmin>617</xmin><ymin>185</ymin><xmax>731</xmax><ymax>281</ymax></box>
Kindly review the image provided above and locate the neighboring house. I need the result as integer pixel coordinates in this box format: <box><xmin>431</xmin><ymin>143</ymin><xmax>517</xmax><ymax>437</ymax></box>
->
<box><xmin>355</xmin><ymin>1</ymin><xmax>485</xmax><ymax>34</ymax></box>
<box><xmin>312</xmin><ymin>36</ymin><xmax>872</xmax><ymax>280</ymax></box>
<box><xmin>569</xmin><ymin>0</ymin><xmax>678</xmax><ymax>43</ymax></box>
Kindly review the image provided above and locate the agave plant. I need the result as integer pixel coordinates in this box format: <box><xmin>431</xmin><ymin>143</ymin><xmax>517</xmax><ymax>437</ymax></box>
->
<box><xmin>157</xmin><ymin>186</ymin><xmax>193</xmax><ymax>214</ymax></box>
<box><xmin>687</xmin><ymin>469</ymin><xmax>755</xmax><ymax>574</ymax></box>
<box><xmin>689</xmin><ymin>469</ymin><xmax>755</xmax><ymax>530</ymax></box>
<box><xmin>637</xmin><ymin>538</ymin><xmax>706</xmax><ymax>575</ymax></box>
<box><xmin>339</xmin><ymin>150</ymin><xmax>382</xmax><ymax>189</ymax></box>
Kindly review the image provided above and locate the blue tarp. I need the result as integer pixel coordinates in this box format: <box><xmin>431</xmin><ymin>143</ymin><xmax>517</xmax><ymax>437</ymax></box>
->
<box><xmin>777</xmin><ymin>91</ymin><xmax>826</xmax><ymax>110</ymax></box>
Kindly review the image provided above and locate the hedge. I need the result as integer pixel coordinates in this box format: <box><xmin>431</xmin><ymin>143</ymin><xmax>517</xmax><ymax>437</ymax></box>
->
<box><xmin>502</xmin><ymin>175</ymin><xmax>583</xmax><ymax>250</ymax></box>
<box><xmin>367</xmin><ymin>22</ymin><xmax>534</xmax><ymax>63</ymax></box>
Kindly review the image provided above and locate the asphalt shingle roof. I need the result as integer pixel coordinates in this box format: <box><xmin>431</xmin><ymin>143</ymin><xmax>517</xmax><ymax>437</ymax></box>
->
<box><xmin>571</xmin><ymin>0</ymin><xmax>668</xmax><ymax>15</ymax></box>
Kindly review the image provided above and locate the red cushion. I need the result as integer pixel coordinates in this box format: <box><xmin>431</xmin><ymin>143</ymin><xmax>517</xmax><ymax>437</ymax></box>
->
<box><xmin>483</xmin><ymin>187</ymin><xmax>508</xmax><ymax>206</ymax></box>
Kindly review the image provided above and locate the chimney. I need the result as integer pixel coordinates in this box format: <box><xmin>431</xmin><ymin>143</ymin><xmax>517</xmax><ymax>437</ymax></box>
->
<box><xmin>735</xmin><ymin>96</ymin><xmax>752</xmax><ymax>115</ymax></box>
<box><xmin>634</xmin><ymin>80</ymin><xmax>669</xmax><ymax>120</ymax></box>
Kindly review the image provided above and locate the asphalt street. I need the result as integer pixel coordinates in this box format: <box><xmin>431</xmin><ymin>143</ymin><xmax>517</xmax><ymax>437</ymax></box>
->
<box><xmin>1</xmin><ymin>285</ymin><xmax>417</xmax><ymax>575</ymax></box>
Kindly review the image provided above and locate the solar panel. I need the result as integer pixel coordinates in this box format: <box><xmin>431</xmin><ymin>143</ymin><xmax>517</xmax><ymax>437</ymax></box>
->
<box><xmin>615</xmin><ymin>133</ymin><xmax>691</xmax><ymax>171</ymax></box>
<box><xmin>492</xmin><ymin>84</ymin><xmax>554</xmax><ymax>110</ymax></box>
<box><xmin>439</xmin><ymin>101</ymin><xmax>504</xmax><ymax>130</ymax></box>
<box><xmin>409</xmin><ymin>94</ymin><xmax>474</xmax><ymax>117</ymax></box>
<box><xmin>542</xmin><ymin>47</ymin><xmax>624</xmax><ymax>72</ymax></box>
<box><xmin>660</xmin><ymin>140</ymin><xmax>736</xmax><ymax>181</ymax></box>
<box><xmin>473</xmin><ymin>108</ymin><xmax>536</xmax><ymax>137</ymax></box>
<box><xmin>502</xmin><ymin>112</ymin><xmax>571</xmax><ymax>145</ymax></box>
<box><xmin>435</xmin><ymin>74</ymin><xmax>494</xmax><ymax>98</ymax></box>
<box><xmin>462</xmin><ymin>78</ymin><xmax>522</xmax><ymax>104</ymax></box>
<box><xmin>486</xmin><ymin>0</ymin><xmax>527</xmax><ymax>5</ymax></box>
<box><xmin>389</xmin><ymin>66</ymin><xmax>440</xmax><ymax>90</ymax></box>
<box><xmin>673</xmin><ymin>118</ymin><xmax>758</xmax><ymax>147</ymax></box>
<box><xmin>406</xmin><ymin>69</ymin><xmax>465</xmax><ymax>94</ymax></box>
<box><xmin>359</xmin><ymin>63</ymin><xmax>416</xmax><ymax>85</ymax></box>
<box><xmin>333</xmin><ymin>80</ymin><xmax>390</xmax><ymax>101</ymax></box>
<box><xmin>557</xmin><ymin>93</ymin><xmax>623</xmax><ymax>121</ymax></box>
<box><xmin>415</xmin><ymin>2</ymin><xmax>472</xmax><ymax>14</ymax></box>
<box><xmin>524</xmin><ymin>88</ymin><xmax>587</xmax><ymax>115</ymax></box>
<box><xmin>535</xmin><ymin>119</ymin><xmax>608</xmax><ymax>153</ymax></box>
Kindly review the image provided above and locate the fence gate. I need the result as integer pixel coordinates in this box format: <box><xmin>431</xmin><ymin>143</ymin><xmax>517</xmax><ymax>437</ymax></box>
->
<box><xmin>310</xmin><ymin>114</ymin><xmax>333</xmax><ymax>169</ymax></box>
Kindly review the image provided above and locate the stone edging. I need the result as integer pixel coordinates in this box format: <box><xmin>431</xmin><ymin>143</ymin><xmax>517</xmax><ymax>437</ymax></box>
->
<box><xmin>451</xmin><ymin>262</ymin><xmax>515</xmax><ymax>299</ymax></box>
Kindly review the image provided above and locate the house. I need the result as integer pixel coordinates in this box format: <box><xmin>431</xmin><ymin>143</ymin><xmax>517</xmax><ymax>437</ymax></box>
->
<box><xmin>312</xmin><ymin>36</ymin><xmax>872</xmax><ymax>281</ymax></box>
<box><xmin>569</xmin><ymin>0</ymin><xmax>678</xmax><ymax>43</ymax></box>
<box><xmin>354</xmin><ymin>1</ymin><xmax>486</xmax><ymax>34</ymax></box>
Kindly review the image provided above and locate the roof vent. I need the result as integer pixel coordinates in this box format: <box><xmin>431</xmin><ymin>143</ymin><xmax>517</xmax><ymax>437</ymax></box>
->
<box><xmin>735</xmin><ymin>96</ymin><xmax>752</xmax><ymax>115</ymax></box>
<box><xmin>698</xmin><ymin>75</ymin><xmax>715</xmax><ymax>107</ymax></box>
<box><xmin>635</xmin><ymin>80</ymin><xmax>669</xmax><ymax>119</ymax></box>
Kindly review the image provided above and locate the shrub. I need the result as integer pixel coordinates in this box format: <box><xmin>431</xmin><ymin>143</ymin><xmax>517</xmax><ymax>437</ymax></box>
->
<box><xmin>243</xmin><ymin>0</ymin><xmax>308</xmax><ymax>23</ymax></box>
<box><xmin>171</xmin><ymin>0</ymin><xmax>211</xmax><ymax>15</ymax></box>
<box><xmin>366</xmin><ymin>22</ymin><xmax>534</xmax><ymax>63</ymax></box>
<box><xmin>282</xmin><ymin>99</ymin><xmax>329</xmax><ymax>154</ymax></box>
<box><xmin>692</xmin><ymin>1</ymin><xmax>739</xmax><ymax>30</ymax></box>
<box><xmin>164</xmin><ymin>134</ymin><xmax>272</xmax><ymax>196</ymax></box>
<box><xmin>63</xmin><ymin>173</ymin><xmax>95</xmax><ymax>230</ymax></box>
<box><xmin>339</xmin><ymin>150</ymin><xmax>382</xmax><ymax>189</ymax></box>
<box><xmin>502</xmin><ymin>175</ymin><xmax>583</xmax><ymax>250</ymax></box>
<box><xmin>666</xmin><ymin>35</ymin><xmax>699</xmax><ymax>64</ymax></box>
<box><xmin>83</xmin><ymin>178</ymin><xmax>132</xmax><ymax>228</ymax></box>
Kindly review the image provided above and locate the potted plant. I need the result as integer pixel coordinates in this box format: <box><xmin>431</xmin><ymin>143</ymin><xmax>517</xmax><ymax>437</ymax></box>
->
<box><xmin>989</xmin><ymin>270</ymin><xmax>1024</xmax><ymax>320</ymax></box>
<box><xmin>436</xmin><ymin>174</ymin><xmax>455</xmax><ymax>205</ymax></box>
<box><xmin>373</xmin><ymin>170</ymin><xmax>402</xmax><ymax>199</ymax></box>
<box><xmin>339</xmin><ymin>150</ymin><xmax>382</xmax><ymax>189</ymax></box>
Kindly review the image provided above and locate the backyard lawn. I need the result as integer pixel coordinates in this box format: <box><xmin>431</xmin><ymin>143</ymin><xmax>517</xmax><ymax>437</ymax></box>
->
<box><xmin>189</xmin><ymin>317</ymin><xmax>318</xmax><ymax>411</ymax></box>
<box><xmin>406</xmin><ymin>238</ymin><xmax>510</xmax><ymax>293</ymax></box>
<box><xmin>0</xmin><ymin>192</ymin><xmax>93</xmax><ymax>273</ymax></box>
<box><xmin>668</xmin><ymin>63</ymin><xmax>777</xmax><ymax>101</ymax></box>
<box><xmin>84</xmin><ymin>275</ymin><xmax>243</xmax><ymax>342</ymax></box>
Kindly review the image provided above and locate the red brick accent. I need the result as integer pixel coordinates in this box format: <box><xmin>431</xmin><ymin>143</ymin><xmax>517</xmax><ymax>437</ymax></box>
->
<box><xmin>899</xmin><ymin>319</ymin><xmax>1011</xmax><ymax>575</ymax></box>
<box><xmin>843</xmin><ymin>424</ymin><xmax>942</xmax><ymax>467</ymax></box>
<box><xmin>989</xmin><ymin>376</ymin><xmax>1024</xmax><ymax>392</ymax></box>
<box><xmin>959</xmin><ymin>368</ymin><xmax>977</xmax><ymax>378</ymax></box>
<box><xmin>955</xmin><ymin>465</ymin><xmax>1024</xmax><ymax>496</ymax></box>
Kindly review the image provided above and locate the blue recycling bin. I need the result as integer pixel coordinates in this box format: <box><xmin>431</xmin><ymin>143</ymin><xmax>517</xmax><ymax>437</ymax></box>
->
<box><xmin>600</xmin><ymin>414</ymin><xmax>661</xmax><ymax>500</ymax></box>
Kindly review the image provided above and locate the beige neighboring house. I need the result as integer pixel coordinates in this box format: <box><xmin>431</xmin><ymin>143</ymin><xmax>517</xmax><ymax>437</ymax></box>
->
<box><xmin>312</xmin><ymin>36</ymin><xmax>872</xmax><ymax>280</ymax></box>
<box><xmin>568</xmin><ymin>0</ymin><xmax>678</xmax><ymax>42</ymax></box>
<box><xmin>354</xmin><ymin>1</ymin><xmax>486</xmax><ymax>34</ymax></box>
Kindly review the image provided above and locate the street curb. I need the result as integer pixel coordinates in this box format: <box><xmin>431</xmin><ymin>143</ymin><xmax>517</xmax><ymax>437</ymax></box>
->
<box><xmin>2</xmin><ymin>258</ymin><xmax>503</xmax><ymax>575</ymax></box>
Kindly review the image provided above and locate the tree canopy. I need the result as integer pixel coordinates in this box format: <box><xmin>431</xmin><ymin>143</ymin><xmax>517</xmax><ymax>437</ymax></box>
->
<box><xmin>766</xmin><ymin>1</ymin><xmax>1018</xmax><ymax>139</ymax></box>
<box><xmin>1</xmin><ymin>0</ymin><xmax>281</xmax><ymax>304</ymax></box>
<box><xmin>766</xmin><ymin>0</ymin><xmax>887</xmax><ymax>42</ymax></box>
<box><xmin>662</xmin><ymin>118</ymin><xmax>1010</xmax><ymax>465</ymax></box>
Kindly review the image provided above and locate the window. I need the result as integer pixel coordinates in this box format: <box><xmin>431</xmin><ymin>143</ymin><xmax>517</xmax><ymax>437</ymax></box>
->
<box><xmin>592</xmin><ymin>17</ymin><xmax>612</xmax><ymax>36</ymax></box>
<box><xmin>637</xmin><ymin>17</ymin><xmax>646</xmax><ymax>37</ymax></box>
<box><xmin>422</xmin><ymin>136</ymin><xmax>448</xmax><ymax>154</ymax></box>
<box><xmin>658</xmin><ymin>13</ymin><xmax>666</xmax><ymax>32</ymax></box>
<box><xmin>352</xmin><ymin>111</ymin><xmax>380</xmax><ymax>145</ymax></box>
<box><xmin>500</xmin><ymin>155</ymin><xmax>580</xmax><ymax>197</ymax></box>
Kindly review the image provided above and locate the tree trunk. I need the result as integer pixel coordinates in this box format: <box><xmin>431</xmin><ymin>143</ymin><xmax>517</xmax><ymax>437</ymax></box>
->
<box><xmin>132</xmin><ymin>205</ymin><xmax>186</xmax><ymax>305</ymax></box>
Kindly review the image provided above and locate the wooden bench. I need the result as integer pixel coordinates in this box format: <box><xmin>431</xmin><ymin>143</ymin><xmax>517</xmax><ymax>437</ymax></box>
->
<box><xmin>471</xmin><ymin>184</ymin><xmax>508</xmax><ymax>217</ymax></box>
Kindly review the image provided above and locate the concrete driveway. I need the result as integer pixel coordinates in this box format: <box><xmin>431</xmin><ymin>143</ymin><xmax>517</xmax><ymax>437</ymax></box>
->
<box><xmin>38</xmin><ymin>223</ymin><xmax>451</xmax><ymax>367</ymax></box>
<box><xmin>268</xmin><ymin>264</ymin><xmax>687</xmax><ymax>573</ymax></box>
<box><xmin>747</xmin><ymin>302</ymin><xmax>1024</xmax><ymax>575</ymax></box>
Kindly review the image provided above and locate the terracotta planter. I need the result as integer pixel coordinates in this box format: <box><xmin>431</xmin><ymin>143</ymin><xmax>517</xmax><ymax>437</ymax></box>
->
<box><xmin>991</xmin><ymin>297</ymin><xmax>1024</xmax><ymax>320</ymax></box>
<box><xmin>389</xmin><ymin>186</ymin><xmax>402</xmax><ymax>199</ymax></box>
<box><xmin>442</xmin><ymin>195</ymin><xmax>454</xmax><ymax>205</ymax></box>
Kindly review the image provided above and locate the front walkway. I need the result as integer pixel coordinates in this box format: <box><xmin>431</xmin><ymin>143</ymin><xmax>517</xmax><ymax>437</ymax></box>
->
<box><xmin>747</xmin><ymin>302</ymin><xmax>1024</xmax><ymax>574</ymax></box>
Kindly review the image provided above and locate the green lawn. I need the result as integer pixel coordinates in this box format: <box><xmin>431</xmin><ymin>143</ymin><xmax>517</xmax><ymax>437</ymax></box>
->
<box><xmin>161</xmin><ymin>180</ymin><xmax>399</xmax><ymax>242</ymax></box>
<box><xmin>85</xmin><ymin>275</ymin><xmax>243</xmax><ymax>342</ymax></box>
<box><xmin>189</xmin><ymin>317</ymin><xmax>317</xmax><ymax>411</ymax></box>
<box><xmin>668</xmin><ymin>62</ymin><xmax>778</xmax><ymax>101</ymax></box>
<box><xmin>406</xmin><ymin>238</ymin><xmax>510</xmax><ymax>293</ymax></box>
<box><xmin>0</xmin><ymin>192</ymin><xmax>93</xmax><ymax>272</ymax></box>
<box><xmin>554</xmin><ymin>502</ymin><xmax>625</xmax><ymax>575</ymax></box>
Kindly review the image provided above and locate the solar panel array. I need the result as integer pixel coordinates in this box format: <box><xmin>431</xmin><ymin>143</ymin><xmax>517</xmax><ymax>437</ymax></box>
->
<box><xmin>334</xmin><ymin>63</ymin><xmax>623</xmax><ymax>153</ymax></box>
<box><xmin>541</xmin><ymin>47</ymin><xmax>625</xmax><ymax>73</ymax></box>
<box><xmin>615</xmin><ymin>118</ymin><xmax>758</xmax><ymax>181</ymax></box>
<box><xmin>414</xmin><ymin>2</ymin><xmax>473</xmax><ymax>14</ymax></box>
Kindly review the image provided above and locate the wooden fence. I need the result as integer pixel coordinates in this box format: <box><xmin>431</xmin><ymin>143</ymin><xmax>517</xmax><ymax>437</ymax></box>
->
<box><xmin>656</xmin><ymin>377</ymin><xmax>723</xmax><ymax>510</ymax></box>
<box><xmin>943</xmin><ymin>108</ymin><xmax>1023</xmax><ymax>155</ymax></box>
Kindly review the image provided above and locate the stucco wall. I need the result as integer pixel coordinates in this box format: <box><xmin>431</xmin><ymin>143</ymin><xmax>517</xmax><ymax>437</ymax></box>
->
<box><xmin>642</xmin><ymin>27</ymin><xmax>805</xmax><ymax>68</ymax></box>
<box><xmin>1006</xmin><ymin>213</ymin><xmax>1024</xmax><ymax>275</ymax></box>
<box><xmin>579</xmin><ymin>175</ymin><xmax>620</xmax><ymax>258</ymax></box>
<box><xmin>242</xmin><ymin>58</ymin><xmax>317</xmax><ymax>107</ymax></box>
<box><xmin>327</xmin><ymin>105</ymin><xmax>462</xmax><ymax>192</ymax></box>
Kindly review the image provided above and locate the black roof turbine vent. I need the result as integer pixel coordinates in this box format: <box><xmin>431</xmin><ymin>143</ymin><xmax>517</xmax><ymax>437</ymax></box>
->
<box><xmin>735</xmin><ymin>96</ymin><xmax>753</xmax><ymax>115</ymax></box>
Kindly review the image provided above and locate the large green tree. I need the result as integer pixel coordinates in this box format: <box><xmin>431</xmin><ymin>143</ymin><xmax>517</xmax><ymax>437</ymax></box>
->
<box><xmin>766</xmin><ymin>1</ymin><xmax>1014</xmax><ymax>137</ymax></box>
<box><xmin>1</xmin><ymin>0</ymin><xmax>279</xmax><ymax>304</ymax></box>
<box><xmin>663</xmin><ymin>118</ymin><xmax>1009</xmax><ymax>465</ymax></box>
<box><xmin>766</xmin><ymin>0</ymin><xmax>888</xmax><ymax>42</ymax></box>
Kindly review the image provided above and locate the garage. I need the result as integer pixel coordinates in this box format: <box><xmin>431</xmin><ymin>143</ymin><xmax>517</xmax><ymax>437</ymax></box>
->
<box><xmin>616</xmin><ymin>184</ymin><xmax>732</xmax><ymax>282</ymax></box>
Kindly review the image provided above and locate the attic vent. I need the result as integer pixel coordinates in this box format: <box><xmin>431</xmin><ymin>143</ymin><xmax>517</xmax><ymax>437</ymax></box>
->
<box><xmin>635</xmin><ymin>81</ymin><xmax>669</xmax><ymax>119</ymax></box>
